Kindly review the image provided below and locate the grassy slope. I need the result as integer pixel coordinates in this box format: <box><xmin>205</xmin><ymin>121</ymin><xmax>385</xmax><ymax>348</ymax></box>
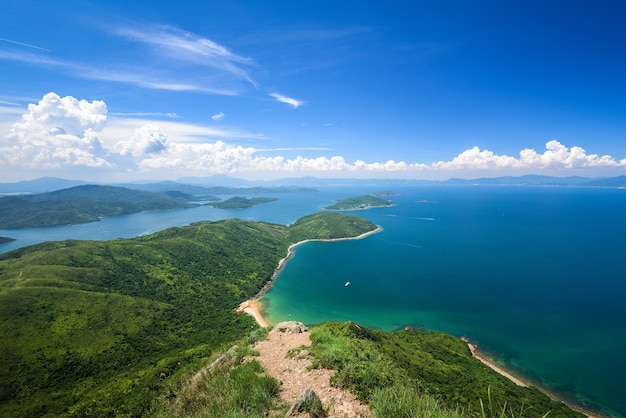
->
<box><xmin>0</xmin><ymin>213</ymin><xmax>376</xmax><ymax>416</ymax></box>
<box><xmin>324</xmin><ymin>194</ymin><xmax>393</xmax><ymax>210</ymax></box>
<box><xmin>308</xmin><ymin>322</ymin><xmax>582</xmax><ymax>418</ymax></box>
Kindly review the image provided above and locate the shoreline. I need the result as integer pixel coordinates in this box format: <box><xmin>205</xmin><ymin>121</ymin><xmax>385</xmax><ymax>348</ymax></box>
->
<box><xmin>237</xmin><ymin>225</ymin><xmax>383</xmax><ymax>327</ymax></box>
<box><xmin>236</xmin><ymin>224</ymin><xmax>603</xmax><ymax>418</ymax></box>
<box><xmin>464</xmin><ymin>339</ymin><xmax>603</xmax><ymax>418</ymax></box>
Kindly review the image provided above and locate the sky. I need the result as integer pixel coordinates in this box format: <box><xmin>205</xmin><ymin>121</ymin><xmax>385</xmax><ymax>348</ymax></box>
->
<box><xmin>1</xmin><ymin>0</ymin><xmax>625</xmax><ymax>182</ymax></box>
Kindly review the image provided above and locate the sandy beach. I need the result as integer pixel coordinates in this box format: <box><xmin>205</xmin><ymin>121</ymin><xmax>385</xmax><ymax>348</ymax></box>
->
<box><xmin>236</xmin><ymin>299</ymin><xmax>269</xmax><ymax>328</ymax></box>
<box><xmin>236</xmin><ymin>225</ymin><xmax>383</xmax><ymax>328</ymax></box>
<box><xmin>464</xmin><ymin>339</ymin><xmax>602</xmax><ymax>418</ymax></box>
<box><xmin>464</xmin><ymin>339</ymin><xmax>528</xmax><ymax>387</ymax></box>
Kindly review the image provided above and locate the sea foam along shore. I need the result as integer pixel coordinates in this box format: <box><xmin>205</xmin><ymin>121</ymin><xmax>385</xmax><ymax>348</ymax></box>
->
<box><xmin>236</xmin><ymin>225</ymin><xmax>383</xmax><ymax>328</ymax></box>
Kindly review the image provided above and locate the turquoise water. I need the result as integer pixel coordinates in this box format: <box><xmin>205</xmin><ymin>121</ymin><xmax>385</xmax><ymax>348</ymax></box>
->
<box><xmin>261</xmin><ymin>186</ymin><xmax>626</xmax><ymax>417</ymax></box>
<box><xmin>1</xmin><ymin>186</ymin><xmax>624</xmax><ymax>416</ymax></box>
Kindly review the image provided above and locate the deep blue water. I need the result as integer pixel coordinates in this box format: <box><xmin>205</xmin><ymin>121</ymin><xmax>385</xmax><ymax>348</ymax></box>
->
<box><xmin>261</xmin><ymin>186</ymin><xmax>626</xmax><ymax>417</ymax></box>
<box><xmin>1</xmin><ymin>186</ymin><xmax>624</xmax><ymax>416</ymax></box>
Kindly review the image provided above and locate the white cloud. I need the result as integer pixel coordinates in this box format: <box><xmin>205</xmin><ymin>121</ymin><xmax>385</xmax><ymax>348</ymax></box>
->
<box><xmin>114</xmin><ymin>24</ymin><xmax>257</xmax><ymax>88</ymax></box>
<box><xmin>433</xmin><ymin>140</ymin><xmax>625</xmax><ymax>171</ymax></box>
<box><xmin>211</xmin><ymin>112</ymin><xmax>225</xmax><ymax>121</ymax></box>
<box><xmin>269</xmin><ymin>93</ymin><xmax>304</xmax><ymax>108</ymax></box>
<box><xmin>1</xmin><ymin>92</ymin><xmax>112</xmax><ymax>169</ymax></box>
<box><xmin>2</xmin><ymin>93</ymin><xmax>625</xmax><ymax>181</ymax></box>
<box><xmin>114</xmin><ymin>124</ymin><xmax>168</xmax><ymax>159</ymax></box>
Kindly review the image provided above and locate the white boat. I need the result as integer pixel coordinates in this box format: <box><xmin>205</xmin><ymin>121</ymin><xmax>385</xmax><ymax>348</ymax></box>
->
<box><xmin>344</xmin><ymin>281</ymin><xmax>351</xmax><ymax>287</ymax></box>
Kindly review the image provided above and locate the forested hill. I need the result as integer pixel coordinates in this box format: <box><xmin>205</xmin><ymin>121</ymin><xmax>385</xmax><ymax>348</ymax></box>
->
<box><xmin>0</xmin><ymin>212</ymin><xmax>377</xmax><ymax>416</ymax></box>
<box><xmin>0</xmin><ymin>184</ymin><xmax>195</xmax><ymax>229</ymax></box>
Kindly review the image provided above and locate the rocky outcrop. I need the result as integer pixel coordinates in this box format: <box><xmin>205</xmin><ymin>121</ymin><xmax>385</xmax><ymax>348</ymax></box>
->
<box><xmin>271</xmin><ymin>321</ymin><xmax>308</xmax><ymax>335</ymax></box>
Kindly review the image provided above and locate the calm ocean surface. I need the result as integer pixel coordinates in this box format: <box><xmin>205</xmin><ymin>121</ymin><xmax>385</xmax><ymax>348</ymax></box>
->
<box><xmin>1</xmin><ymin>186</ymin><xmax>625</xmax><ymax>416</ymax></box>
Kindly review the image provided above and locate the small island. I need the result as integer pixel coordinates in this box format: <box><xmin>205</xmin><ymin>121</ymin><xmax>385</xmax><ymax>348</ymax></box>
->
<box><xmin>208</xmin><ymin>196</ymin><xmax>278</xmax><ymax>209</ymax></box>
<box><xmin>324</xmin><ymin>194</ymin><xmax>394</xmax><ymax>211</ymax></box>
<box><xmin>0</xmin><ymin>236</ymin><xmax>16</xmax><ymax>244</ymax></box>
<box><xmin>372</xmin><ymin>190</ymin><xmax>404</xmax><ymax>197</ymax></box>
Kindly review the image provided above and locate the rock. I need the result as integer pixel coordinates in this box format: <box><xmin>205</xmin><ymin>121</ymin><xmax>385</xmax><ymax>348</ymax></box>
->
<box><xmin>189</xmin><ymin>344</ymin><xmax>238</xmax><ymax>389</ymax></box>
<box><xmin>272</xmin><ymin>321</ymin><xmax>308</xmax><ymax>335</ymax></box>
<box><xmin>284</xmin><ymin>388</ymin><xmax>326</xmax><ymax>418</ymax></box>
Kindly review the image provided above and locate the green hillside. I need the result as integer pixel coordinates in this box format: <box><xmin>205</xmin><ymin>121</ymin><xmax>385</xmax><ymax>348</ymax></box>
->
<box><xmin>0</xmin><ymin>185</ymin><xmax>195</xmax><ymax>229</ymax></box>
<box><xmin>307</xmin><ymin>321</ymin><xmax>582</xmax><ymax>418</ymax></box>
<box><xmin>208</xmin><ymin>196</ymin><xmax>278</xmax><ymax>209</ymax></box>
<box><xmin>324</xmin><ymin>194</ymin><xmax>393</xmax><ymax>210</ymax></box>
<box><xmin>0</xmin><ymin>212</ymin><xmax>376</xmax><ymax>416</ymax></box>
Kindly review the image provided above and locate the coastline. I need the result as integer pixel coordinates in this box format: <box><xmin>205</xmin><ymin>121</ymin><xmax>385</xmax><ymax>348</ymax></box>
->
<box><xmin>236</xmin><ymin>224</ymin><xmax>603</xmax><ymax>418</ymax></box>
<box><xmin>237</xmin><ymin>225</ymin><xmax>383</xmax><ymax>327</ymax></box>
<box><xmin>464</xmin><ymin>339</ymin><xmax>603</xmax><ymax>418</ymax></box>
<box><xmin>236</xmin><ymin>299</ymin><xmax>269</xmax><ymax>328</ymax></box>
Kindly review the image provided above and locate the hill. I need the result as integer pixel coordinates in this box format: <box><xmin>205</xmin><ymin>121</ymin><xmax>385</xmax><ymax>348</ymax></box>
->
<box><xmin>208</xmin><ymin>196</ymin><xmax>279</xmax><ymax>209</ymax></box>
<box><xmin>0</xmin><ymin>212</ymin><xmax>377</xmax><ymax>416</ymax></box>
<box><xmin>0</xmin><ymin>185</ymin><xmax>195</xmax><ymax>229</ymax></box>
<box><xmin>324</xmin><ymin>194</ymin><xmax>394</xmax><ymax>210</ymax></box>
<box><xmin>151</xmin><ymin>321</ymin><xmax>584</xmax><ymax>418</ymax></box>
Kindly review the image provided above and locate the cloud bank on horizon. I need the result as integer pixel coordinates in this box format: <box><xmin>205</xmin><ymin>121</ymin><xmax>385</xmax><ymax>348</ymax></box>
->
<box><xmin>1</xmin><ymin>92</ymin><xmax>624</xmax><ymax>181</ymax></box>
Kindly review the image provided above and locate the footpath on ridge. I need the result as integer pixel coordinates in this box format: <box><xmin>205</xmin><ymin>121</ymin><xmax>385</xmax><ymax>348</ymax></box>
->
<box><xmin>252</xmin><ymin>321</ymin><xmax>370</xmax><ymax>418</ymax></box>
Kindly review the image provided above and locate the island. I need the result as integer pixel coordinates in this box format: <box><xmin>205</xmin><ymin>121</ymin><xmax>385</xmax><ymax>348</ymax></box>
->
<box><xmin>0</xmin><ymin>236</ymin><xmax>16</xmax><ymax>244</ymax></box>
<box><xmin>324</xmin><ymin>194</ymin><xmax>394</xmax><ymax>210</ymax></box>
<box><xmin>207</xmin><ymin>196</ymin><xmax>278</xmax><ymax>209</ymax></box>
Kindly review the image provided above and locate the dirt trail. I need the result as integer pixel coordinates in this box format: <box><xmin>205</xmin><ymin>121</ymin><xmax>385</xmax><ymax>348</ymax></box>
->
<box><xmin>252</xmin><ymin>323</ymin><xmax>370</xmax><ymax>417</ymax></box>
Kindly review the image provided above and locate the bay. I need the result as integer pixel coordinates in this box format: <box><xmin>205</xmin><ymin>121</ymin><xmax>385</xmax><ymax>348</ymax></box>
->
<box><xmin>261</xmin><ymin>186</ymin><xmax>626</xmax><ymax>418</ymax></box>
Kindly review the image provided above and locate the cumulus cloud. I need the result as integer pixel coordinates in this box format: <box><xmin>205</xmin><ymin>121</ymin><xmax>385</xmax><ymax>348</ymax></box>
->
<box><xmin>1</xmin><ymin>92</ymin><xmax>112</xmax><ymax>168</ymax></box>
<box><xmin>269</xmin><ymin>93</ymin><xmax>303</xmax><ymax>108</ymax></box>
<box><xmin>2</xmin><ymin>93</ymin><xmax>625</xmax><ymax>180</ymax></box>
<box><xmin>114</xmin><ymin>124</ymin><xmax>168</xmax><ymax>159</ymax></box>
<box><xmin>433</xmin><ymin>140</ymin><xmax>625</xmax><ymax>171</ymax></box>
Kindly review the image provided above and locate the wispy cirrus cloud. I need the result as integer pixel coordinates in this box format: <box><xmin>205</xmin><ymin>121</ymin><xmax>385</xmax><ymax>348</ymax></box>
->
<box><xmin>113</xmin><ymin>24</ymin><xmax>258</xmax><ymax>88</ymax></box>
<box><xmin>269</xmin><ymin>93</ymin><xmax>304</xmax><ymax>108</ymax></box>
<box><xmin>0</xmin><ymin>37</ymin><xmax>50</xmax><ymax>51</ymax></box>
<box><xmin>211</xmin><ymin>112</ymin><xmax>225</xmax><ymax>121</ymax></box>
<box><xmin>0</xmin><ymin>24</ymin><xmax>301</xmax><ymax>104</ymax></box>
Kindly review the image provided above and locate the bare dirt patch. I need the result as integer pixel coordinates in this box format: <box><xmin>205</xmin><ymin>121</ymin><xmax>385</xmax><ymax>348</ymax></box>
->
<box><xmin>252</xmin><ymin>322</ymin><xmax>370</xmax><ymax>418</ymax></box>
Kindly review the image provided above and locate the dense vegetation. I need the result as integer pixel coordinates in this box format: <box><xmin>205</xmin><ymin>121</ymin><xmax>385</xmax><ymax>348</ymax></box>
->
<box><xmin>0</xmin><ymin>185</ymin><xmax>195</xmax><ymax>229</ymax></box>
<box><xmin>208</xmin><ymin>196</ymin><xmax>278</xmax><ymax>209</ymax></box>
<box><xmin>0</xmin><ymin>212</ymin><xmax>376</xmax><ymax>416</ymax></box>
<box><xmin>308</xmin><ymin>322</ymin><xmax>582</xmax><ymax>418</ymax></box>
<box><xmin>324</xmin><ymin>194</ymin><xmax>394</xmax><ymax>210</ymax></box>
<box><xmin>150</xmin><ymin>321</ymin><xmax>583</xmax><ymax>418</ymax></box>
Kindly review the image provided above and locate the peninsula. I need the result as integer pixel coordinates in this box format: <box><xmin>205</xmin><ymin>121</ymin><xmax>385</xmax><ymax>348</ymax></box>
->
<box><xmin>0</xmin><ymin>184</ymin><xmax>194</xmax><ymax>229</ymax></box>
<box><xmin>324</xmin><ymin>194</ymin><xmax>394</xmax><ymax>210</ymax></box>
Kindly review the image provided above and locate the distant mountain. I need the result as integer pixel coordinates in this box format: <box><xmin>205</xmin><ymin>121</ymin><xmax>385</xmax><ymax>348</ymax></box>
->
<box><xmin>0</xmin><ymin>177</ymin><xmax>87</xmax><ymax>194</ymax></box>
<box><xmin>583</xmin><ymin>175</ymin><xmax>626</xmax><ymax>187</ymax></box>
<box><xmin>3</xmin><ymin>174</ymin><xmax>626</xmax><ymax>195</ymax></box>
<box><xmin>120</xmin><ymin>181</ymin><xmax>318</xmax><ymax>195</ymax></box>
<box><xmin>0</xmin><ymin>185</ymin><xmax>195</xmax><ymax>229</ymax></box>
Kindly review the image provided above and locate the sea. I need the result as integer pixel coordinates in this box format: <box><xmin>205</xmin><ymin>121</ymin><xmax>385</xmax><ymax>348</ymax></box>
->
<box><xmin>1</xmin><ymin>186</ymin><xmax>625</xmax><ymax>417</ymax></box>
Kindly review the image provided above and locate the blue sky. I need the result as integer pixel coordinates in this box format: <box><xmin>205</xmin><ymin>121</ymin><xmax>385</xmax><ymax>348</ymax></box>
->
<box><xmin>1</xmin><ymin>0</ymin><xmax>625</xmax><ymax>182</ymax></box>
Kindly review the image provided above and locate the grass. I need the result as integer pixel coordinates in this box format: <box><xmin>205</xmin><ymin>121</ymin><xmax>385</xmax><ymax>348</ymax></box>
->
<box><xmin>306</xmin><ymin>321</ymin><xmax>582</xmax><ymax>418</ymax></box>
